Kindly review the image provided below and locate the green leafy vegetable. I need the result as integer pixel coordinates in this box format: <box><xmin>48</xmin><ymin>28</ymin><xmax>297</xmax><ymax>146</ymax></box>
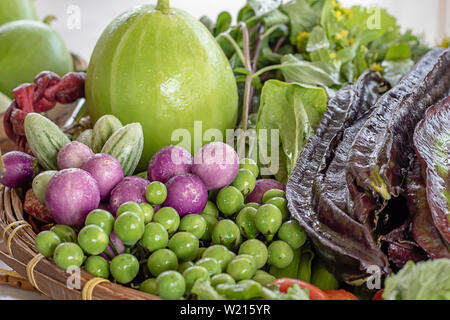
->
<box><xmin>280</xmin><ymin>0</ymin><xmax>319</xmax><ymax>44</ymax></box>
<box><xmin>383</xmin><ymin>259</ymin><xmax>450</xmax><ymax>300</ymax></box>
<box><xmin>256</xmin><ymin>80</ymin><xmax>327</xmax><ymax>183</ymax></box>
<box><xmin>281</xmin><ymin>54</ymin><xmax>340</xmax><ymax>86</ymax></box>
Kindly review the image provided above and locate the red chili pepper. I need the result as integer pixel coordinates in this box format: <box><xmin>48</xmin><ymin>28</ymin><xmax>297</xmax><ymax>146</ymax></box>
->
<box><xmin>372</xmin><ymin>289</ymin><xmax>384</xmax><ymax>300</ymax></box>
<box><xmin>272</xmin><ymin>278</ymin><xmax>330</xmax><ymax>300</ymax></box>
<box><xmin>325</xmin><ymin>289</ymin><xmax>359</xmax><ymax>300</ymax></box>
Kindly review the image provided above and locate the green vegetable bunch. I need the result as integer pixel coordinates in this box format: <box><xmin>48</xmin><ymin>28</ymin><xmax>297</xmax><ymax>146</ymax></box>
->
<box><xmin>202</xmin><ymin>0</ymin><xmax>429</xmax><ymax>182</ymax></box>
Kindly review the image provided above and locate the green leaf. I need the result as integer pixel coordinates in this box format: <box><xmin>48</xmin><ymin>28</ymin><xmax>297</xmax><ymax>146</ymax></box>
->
<box><xmin>311</xmin><ymin>259</ymin><xmax>339</xmax><ymax>291</ymax></box>
<box><xmin>248</xmin><ymin>0</ymin><xmax>283</xmax><ymax>16</ymax></box>
<box><xmin>280</xmin><ymin>0</ymin><xmax>318</xmax><ymax>44</ymax></box>
<box><xmin>286</xmin><ymin>284</ymin><xmax>310</xmax><ymax>300</ymax></box>
<box><xmin>199</xmin><ymin>15</ymin><xmax>214</xmax><ymax>34</ymax></box>
<box><xmin>191</xmin><ymin>280</ymin><xmax>226</xmax><ymax>300</ymax></box>
<box><xmin>214</xmin><ymin>11</ymin><xmax>232</xmax><ymax>37</ymax></box>
<box><xmin>382</xmin><ymin>58</ymin><xmax>414</xmax><ymax>86</ymax></box>
<box><xmin>307</xmin><ymin>26</ymin><xmax>330</xmax><ymax>52</ymax></box>
<box><xmin>385</xmin><ymin>43</ymin><xmax>411</xmax><ymax>60</ymax></box>
<box><xmin>238</xmin><ymin>4</ymin><xmax>256</xmax><ymax>22</ymax></box>
<box><xmin>234</xmin><ymin>67</ymin><xmax>252</xmax><ymax>75</ymax></box>
<box><xmin>262</xmin><ymin>9</ymin><xmax>289</xmax><ymax>27</ymax></box>
<box><xmin>383</xmin><ymin>259</ymin><xmax>450</xmax><ymax>300</ymax></box>
<box><xmin>354</xmin><ymin>45</ymin><xmax>369</xmax><ymax>78</ymax></box>
<box><xmin>320</xmin><ymin>0</ymin><xmax>340</xmax><ymax>39</ymax></box>
<box><xmin>256</xmin><ymin>80</ymin><xmax>327</xmax><ymax>183</ymax></box>
<box><xmin>280</xmin><ymin>54</ymin><xmax>341</xmax><ymax>87</ymax></box>
<box><xmin>343</xmin><ymin>5</ymin><xmax>399</xmax><ymax>35</ymax></box>
<box><xmin>297</xmin><ymin>248</ymin><xmax>315</xmax><ymax>283</ymax></box>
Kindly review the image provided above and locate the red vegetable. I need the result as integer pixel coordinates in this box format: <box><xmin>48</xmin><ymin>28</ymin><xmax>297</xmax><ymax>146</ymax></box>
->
<box><xmin>372</xmin><ymin>289</ymin><xmax>384</xmax><ymax>300</ymax></box>
<box><xmin>23</xmin><ymin>189</ymin><xmax>53</xmax><ymax>223</ymax></box>
<box><xmin>325</xmin><ymin>289</ymin><xmax>359</xmax><ymax>300</ymax></box>
<box><xmin>272</xmin><ymin>278</ymin><xmax>329</xmax><ymax>300</ymax></box>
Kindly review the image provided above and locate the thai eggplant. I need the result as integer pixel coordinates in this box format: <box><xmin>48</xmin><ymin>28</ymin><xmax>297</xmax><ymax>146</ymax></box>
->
<box><xmin>287</xmin><ymin>71</ymin><xmax>391</xmax><ymax>282</ymax></box>
<box><xmin>413</xmin><ymin>96</ymin><xmax>450</xmax><ymax>243</ymax></box>
<box><xmin>346</xmin><ymin>48</ymin><xmax>450</xmax><ymax>208</ymax></box>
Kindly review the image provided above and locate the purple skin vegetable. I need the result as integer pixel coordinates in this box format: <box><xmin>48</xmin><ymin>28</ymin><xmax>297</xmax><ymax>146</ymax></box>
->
<box><xmin>57</xmin><ymin>141</ymin><xmax>94</xmax><ymax>170</ymax></box>
<box><xmin>245</xmin><ymin>179</ymin><xmax>286</xmax><ymax>204</ymax></box>
<box><xmin>45</xmin><ymin>168</ymin><xmax>101</xmax><ymax>226</ymax></box>
<box><xmin>81</xmin><ymin>153</ymin><xmax>124</xmax><ymax>201</ymax></box>
<box><xmin>109</xmin><ymin>176</ymin><xmax>150</xmax><ymax>214</ymax></box>
<box><xmin>164</xmin><ymin>173</ymin><xmax>208</xmax><ymax>216</ymax></box>
<box><xmin>192</xmin><ymin>142</ymin><xmax>239</xmax><ymax>190</ymax></box>
<box><xmin>0</xmin><ymin>151</ymin><xmax>39</xmax><ymax>188</ymax></box>
<box><xmin>148</xmin><ymin>145</ymin><xmax>193</xmax><ymax>183</ymax></box>
<box><xmin>101</xmin><ymin>231</ymin><xmax>125</xmax><ymax>260</ymax></box>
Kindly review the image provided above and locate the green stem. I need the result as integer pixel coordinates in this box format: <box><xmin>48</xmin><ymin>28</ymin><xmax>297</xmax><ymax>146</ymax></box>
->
<box><xmin>156</xmin><ymin>0</ymin><xmax>170</xmax><ymax>13</ymax></box>
<box><xmin>240</xmin><ymin>22</ymin><xmax>253</xmax><ymax>132</ymax></box>
<box><xmin>262</xmin><ymin>24</ymin><xmax>284</xmax><ymax>40</ymax></box>
<box><xmin>252</xmin><ymin>63</ymin><xmax>298</xmax><ymax>79</ymax></box>
<box><xmin>216</xmin><ymin>33</ymin><xmax>246</xmax><ymax>67</ymax></box>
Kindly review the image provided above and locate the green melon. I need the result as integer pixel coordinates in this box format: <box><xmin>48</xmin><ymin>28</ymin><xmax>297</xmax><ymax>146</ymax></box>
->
<box><xmin>0</xmin><ymin>20</ymin><xmax>73</xmax><ymax>98</ymax></box>
<box><xmin>85</xmin><ymin>0</ymin><xmax>238</xmax><ymax>171</ymax></box>
<box><xmin>0</xmin><ymin>0</ymin><xmax>39</xmax><ymax>26</ymax></box>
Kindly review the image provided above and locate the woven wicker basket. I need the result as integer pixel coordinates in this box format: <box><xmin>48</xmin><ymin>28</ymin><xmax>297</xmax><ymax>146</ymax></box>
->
<box><xmin>0</xmin><ymin>102</ymin><xmax>160</xmax><ymax>300</ymax></box>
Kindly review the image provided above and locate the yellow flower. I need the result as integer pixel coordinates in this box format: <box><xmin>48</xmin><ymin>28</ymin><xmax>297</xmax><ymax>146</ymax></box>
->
<box><xmin>350</xmin><ymin>37</ymin><xmax>355</xmax><ymax>46</ymax></box>
<box><xmin>329</xmin><ymin>52</ymin><xmax>337</xmax><ymax>59</ymax></box>
<box><xmin>441</xmin><ymin>37</ymin><xmax>450</xmax><ymax>48</ymax></box>
<box><xmin>296</xmin><ymin>32</ymin><xmax>311</xmax><ymax>52</ymax></box>
<box><xmin>342</xmin><ymin>8</ymin><xmax>351</xmax><ymax>17</ymax></box>
<box><xmin>332</xmin><ymin>0</ymin><xmax>340</xmax><ymax>9</ymax></box>
<box><xmin>335</xmin><ymin>10</ymin><xmax>344</xmax><ymax>21</ymax></box>
<box><xmin>371</xmin><ymin>63</ymin><xmax>383</xmax><ymax>73</ymax></box>
<box><xmin>334</xmin><ymin>30</ymin><xmax>350</xmax><ymax>47</ymax></box>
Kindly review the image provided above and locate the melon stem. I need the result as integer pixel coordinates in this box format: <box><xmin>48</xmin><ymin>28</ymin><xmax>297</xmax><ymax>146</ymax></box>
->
<box><xmin>156</xmin><ymin>0</ymin><xmax>171</xmax><ymax>13</ymax></box>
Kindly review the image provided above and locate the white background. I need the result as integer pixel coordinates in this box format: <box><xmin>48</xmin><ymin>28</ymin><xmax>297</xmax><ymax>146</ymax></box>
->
<box><xmin>33</xmin><ymin>0</ymin><xmax>450</xmax><ymax>61</ymax></box>
<box><xmin>0</xmin><ymin>0</ymin><xmax>449</xmax><ymax>300</ymax></box>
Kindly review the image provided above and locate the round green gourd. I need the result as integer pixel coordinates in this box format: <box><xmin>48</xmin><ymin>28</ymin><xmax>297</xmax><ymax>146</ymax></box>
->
<box><xmin>86</xmin><ymin>0</ymin><xmax>238</xmax><ymax>171</ymax></box>
<box><xmin>0</xmin><ymin>20</ymin><xmax>73</xmax><ymax>98</ymax></box>
<box><xmin>0</xmin><ymin>0</ymin><xmax>39</xmax><ymax>26</ymax></box>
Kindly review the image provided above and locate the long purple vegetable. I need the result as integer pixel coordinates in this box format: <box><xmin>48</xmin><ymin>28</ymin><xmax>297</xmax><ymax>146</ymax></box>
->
<box><xmin>287</xmin><ymin>71</ymin><xmax>390</xmax><ymax>281</ymax></box>
<box><xmin>346</xmin><ymin>48</ymin><xmax>450</xmax><ymax>209</ymax></box>
<box><xmin>413</xmin><ymin>96</ymin><xmax>450</xmax><ymax>243</ymax></box>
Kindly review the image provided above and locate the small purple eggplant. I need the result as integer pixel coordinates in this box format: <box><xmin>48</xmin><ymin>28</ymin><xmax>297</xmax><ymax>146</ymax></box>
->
<box><xmin>0</xmin><ymin>151</ymin><xmax>40</xmax><ymax>188</ymax></box>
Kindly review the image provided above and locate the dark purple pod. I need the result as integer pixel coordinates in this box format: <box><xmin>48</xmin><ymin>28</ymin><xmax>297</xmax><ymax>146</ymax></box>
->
<box><xmin>0</xmin><ymin>151</ymin><xmax>39</xmax><ymax>188</ymax></box>
<box><xmin>81</xmin><ymin>153</ymin><xmax>124</xmax><ymax>201</ymax></box>
<box><xmin>109</xmin><ymin>176</ymin><xmax>149</xmax><ymax>214</ymax></box>
<box><xmin>148</xmin><ymin>145</ymin><xmax>193</xmax><ymax>183</ymax></box>
<box><xmin>164</xmin><ymin>173</ymin><xmax>208</xmax><ymax>216</ymax></box>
